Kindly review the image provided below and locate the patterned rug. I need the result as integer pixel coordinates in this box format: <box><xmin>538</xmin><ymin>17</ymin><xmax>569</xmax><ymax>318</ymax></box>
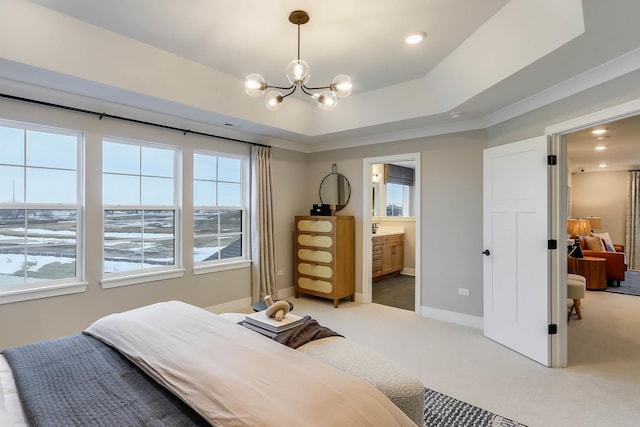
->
<box><xmin>604</xmin><ymin>269</ymin><xmax>640</xmax><ymax>297</ymax></box>
<box><xmin>424</xmin><ymin>388</ymin><xmax>526</xmax><ymax>427</ymax></box>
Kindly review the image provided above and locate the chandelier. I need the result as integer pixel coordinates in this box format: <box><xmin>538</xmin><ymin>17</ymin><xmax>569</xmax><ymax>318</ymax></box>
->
<box><xmin>244</xmin><ymin>10</ymin><xmax>352</xmax><ymax>111</ymax></box>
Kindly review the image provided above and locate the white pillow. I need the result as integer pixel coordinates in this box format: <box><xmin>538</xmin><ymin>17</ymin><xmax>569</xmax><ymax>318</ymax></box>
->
<box><xmin>592</xmin><ymin>232</ymin><xmax>614</xmax><ymax>251</ymax></box>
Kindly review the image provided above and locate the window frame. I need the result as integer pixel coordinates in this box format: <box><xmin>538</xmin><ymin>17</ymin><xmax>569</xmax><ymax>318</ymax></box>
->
<box><xmin>0</xmin><ymin>119</ymin><xmax>86</xmax><ymax>304</ymax></box>
<box><xmin>100</xmin><ymin>137</ymin><xmax>184</xmax><ymax>289</ymax></box>
<box><xmin>192</xmin><ymin>150</ymin><xmax>250</xmax><ymax>275</ymax></box>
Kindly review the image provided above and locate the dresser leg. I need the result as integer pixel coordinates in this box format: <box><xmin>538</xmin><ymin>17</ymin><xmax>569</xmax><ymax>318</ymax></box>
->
<box><xmin>334</xmin><ymin>299</ymin><xmax>339</xmax><ymax>308</ymax></box>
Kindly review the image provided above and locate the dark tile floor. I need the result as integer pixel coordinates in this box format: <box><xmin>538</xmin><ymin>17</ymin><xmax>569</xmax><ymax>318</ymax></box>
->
<box><xmin>372</xmin><ymin>274</ymin><xmax>415</xmax><ymax>311</ymax></box>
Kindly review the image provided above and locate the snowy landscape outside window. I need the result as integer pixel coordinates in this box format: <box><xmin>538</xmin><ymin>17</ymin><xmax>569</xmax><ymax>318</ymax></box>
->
<box><xmin>193</xmin><ymin>151</ymin><xmax>246</xmax><ymax>266</ymax></box>
<box><xmin>102</xmin><ymin>138</ymin><xmax>179</xmax><ymax>276</ymax></box>
<box><xmin>0</xmin><ymin>122</ymin><xmax>82</xmax><ymax>289</ymax></box>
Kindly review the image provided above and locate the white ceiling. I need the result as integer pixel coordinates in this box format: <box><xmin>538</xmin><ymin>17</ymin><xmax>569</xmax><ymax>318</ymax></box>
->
<box><xmin>567</xmin><ymin>115</ymin><xmax>640</xmax><ymax>174</ymax></box>
<box><xmin>1</xmin><ymin>0</ymin><xmax>640</xmax><ymax>152</ymax></box>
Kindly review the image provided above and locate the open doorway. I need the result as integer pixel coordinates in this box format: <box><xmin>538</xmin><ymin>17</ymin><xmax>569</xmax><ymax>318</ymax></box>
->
<box><xmin>547</xmin><ymin>98</ymin><xmax>640</xmax><ymax>367</ymax></box>
<box><xmin>362</xmin><ymin>153</ymin><xmax>421</xmax><ymax>314</ymax></box>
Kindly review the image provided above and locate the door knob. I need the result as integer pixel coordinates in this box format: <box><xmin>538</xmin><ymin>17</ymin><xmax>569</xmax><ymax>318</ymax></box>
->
<box><xmin>482</xmin><ymin>249</ymin><xmax>491</xmax><ymax>256</ymax></box>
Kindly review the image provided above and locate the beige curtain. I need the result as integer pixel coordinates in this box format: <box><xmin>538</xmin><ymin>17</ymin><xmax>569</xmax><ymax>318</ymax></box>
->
<box><xmin>626</xmin><ymin>171</ymin><xmax>640</xmax><ymax>270</ymax></box>
<box><xmin>251</xmin><ymin>146</ymin><xmax>278</xmax><ymax>302</ymax></box>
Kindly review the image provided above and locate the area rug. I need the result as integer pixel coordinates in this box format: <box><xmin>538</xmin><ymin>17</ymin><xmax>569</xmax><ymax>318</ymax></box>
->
<box><xmin>424</xmin><ymin>388</ymin><xmax>526</xmax><ymax>427</ymax></box>
<box><xmin>604</xmin><ymin>269</ymin><xmax>640</xmax><ymax>297</ymax></box>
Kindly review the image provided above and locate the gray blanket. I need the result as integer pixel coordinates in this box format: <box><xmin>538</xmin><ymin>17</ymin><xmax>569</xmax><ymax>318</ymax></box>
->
<box><xmin>2</xmin><ymin>334</ymin><xmax>209</xmax><ymax>426</ymax></box>
<box><xmin>272</xmin><ymin>315</ymin><xmax>343</xmax><ymax>349</ymax></box>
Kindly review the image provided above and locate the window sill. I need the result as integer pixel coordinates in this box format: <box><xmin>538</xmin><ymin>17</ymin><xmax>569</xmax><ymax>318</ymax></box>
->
<box><xmin>193</xmin><ymin>260</ymin><xmax>252</xmax><ymax>276</ymax></box>
<box><xmin>0</xmin><ymin>281</ymin><xmax>88</xmax><ymax>305</ymax></box>
<box><xmin>101</xmin><ymin>268</ymin><xmax>185</xmax><ymax>289</ymax></box>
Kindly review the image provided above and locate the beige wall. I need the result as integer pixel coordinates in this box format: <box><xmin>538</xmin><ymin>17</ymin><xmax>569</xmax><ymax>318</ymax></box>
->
<box><xmin>306</xmin><ymin>131</ymin><xmax>487</xmax><ymax>317</ymax></box>
<box><xmin>571</xmin><ymin>171</ymin><xmax>627</xmax><ymax>244</ymax></box>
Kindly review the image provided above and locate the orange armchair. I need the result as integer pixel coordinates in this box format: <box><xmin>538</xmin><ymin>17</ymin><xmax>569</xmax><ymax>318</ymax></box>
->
<box><xmin>579</xmin><ymin>240</ymin><xmax>627</xmax><ymax>286</ymax></box>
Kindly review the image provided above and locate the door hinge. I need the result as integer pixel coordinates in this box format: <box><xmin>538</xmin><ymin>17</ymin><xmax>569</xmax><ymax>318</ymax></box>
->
<box><xmin>548</xmin><ymin>324</ymin><xmax>558</xmax><ymax>335</ymax></box>
<box><xmin>547</xmin><ymin>155</ymin><xmax>557</xmax><ymax>165</ymax></box>
<box><xmin>548</xmin><ymin>239</ymin><xmax>557</xmax><ymax>250</ymax></box>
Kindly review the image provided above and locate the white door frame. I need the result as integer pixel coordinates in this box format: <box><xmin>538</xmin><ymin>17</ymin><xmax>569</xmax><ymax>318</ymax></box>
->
<box><xmin>362</xmin><ymin>153</ymin><xmax>421</xmax><ymax>313</ymax></box>
<box><xmin>546</xmin><ymin>97</ymin><xmax>640</xmax><ymax>367</ymax></box>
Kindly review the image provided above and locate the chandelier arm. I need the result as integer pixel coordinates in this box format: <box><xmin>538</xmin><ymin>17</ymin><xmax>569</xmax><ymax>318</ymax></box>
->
<box><xmin>299</xmin><ymin>85</ymin><xmax>318</xmax><ymax>97</ymax></box>
<box><xmin>281</xmin><ymin>86</ymin><xmax>298</xmax><ymax>99</ymax></box>
<box><xmin>266</xmin><ymin>84</ymin><xmax>295</xmax><ymax>90</ymax></box>
<box><xmin>302</xmin><ymin>84</ymin><xmax>331</xmax><ymax>91</ymax></box>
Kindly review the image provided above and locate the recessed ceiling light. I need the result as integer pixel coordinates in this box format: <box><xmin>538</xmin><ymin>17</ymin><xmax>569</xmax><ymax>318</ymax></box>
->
<box><xmin>592</xmin><ymin>129</ymin><xmax>607</xmax><ymax>135</ymax></box>
<box><xmin>599</xmin><ymin>163</ymin><xmax>608</xmax><ymax>168</ymax></box>
<box><xmin>405</xmin><ymin>31</ymin><xmax>427</xmax><ymax>45</ymax></box>
<box><xmin>594</xmin><ymin>145</ymin><xmax>607</xmax><ymax>151</ymax></box>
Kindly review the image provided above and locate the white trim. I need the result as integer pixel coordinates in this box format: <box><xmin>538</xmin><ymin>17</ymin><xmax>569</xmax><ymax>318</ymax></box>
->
<box><xmin>362</xmin><ymin>153</ymin><xmax>421</xmax><ymax>314</ymax></box>
<box><xmin>546</xmin><ymin>97</ymin><xmax>640</xmax><ymax>135</ymax></box>
<box><xmin>400</xmin><ymin>268</ymin><xmax>415</xmax><ymax>276</ymax></box>
<box><xmin>543</xmin><ymin>96</ymin><xmax>640</xmax><ymax>368</ymax></box>
<box><xmin>485</xmin><ymin>48</ymin><xmax>640</xmax><ymax>128</ymax></box>
<box><xmin>277</xmin><ymin>286</ymin><xmax>295</xmax><ymax>299</ymax></box>
<box><xmin>0</xmin><ymin>281</ymin><xmax>87</xmax><ymax>305</ymax></box>
<box><xmin>193</xmin><ymin>259</ymin><xmax>251</xmax><ymax>275</ymax></box>
<box><xmin>204</xmin><ymin>296</ymin><xmax>252</xmax><ymax>314</ymax></box>
<box><xmin>420</xmin><ymin>305</ymin><xmax>484</xmax><ymax>330</ymax></box>
<box><xmin>100</xmin><ymin>268</ymin><xmax>185</xmax><ymax>289</ymax></box>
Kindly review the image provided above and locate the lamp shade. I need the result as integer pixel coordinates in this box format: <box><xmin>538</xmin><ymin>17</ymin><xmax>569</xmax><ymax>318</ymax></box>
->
<box><xmin>586</xmin><ymin>216</ymin><xmax>602</xmax><ymax>230</ymax></box>
<box><xmin>567</xmin><ymin>218</ymin><xmax>591</xmax><ymax>237</ymax></box>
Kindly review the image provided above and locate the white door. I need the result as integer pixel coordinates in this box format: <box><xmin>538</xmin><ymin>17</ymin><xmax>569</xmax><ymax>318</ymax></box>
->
<box><xmin>483</xmin><ymin>136</ymin><xmax>551</xmax><ymax>366</ymax></box>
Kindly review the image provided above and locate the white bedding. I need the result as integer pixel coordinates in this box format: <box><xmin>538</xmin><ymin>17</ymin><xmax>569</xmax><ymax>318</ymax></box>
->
<box><xmin>0</xmin><ymin>355</ymin><xmax>27</xmax><ymax>427</ymax></box>
<box><xmin>85</xmin><ymin>300</ymin><xmax>417</xmax><ymax>427</ymax></box>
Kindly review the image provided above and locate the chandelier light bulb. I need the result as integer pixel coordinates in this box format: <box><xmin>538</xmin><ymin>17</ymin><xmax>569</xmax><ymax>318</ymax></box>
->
<box><xmin>286</xmin><ymin>59</ymin><xmax>311</xmax><ymax>85</ymax></box>
<box><xmin>316</xmin><ymin>90</ymin><xmax>337</xmax><ymax>111</ymax></box>
<box><xmin>244</xmin><ymin>73</ymin><xmax>267</xmax><ymax>97</ymax></box>
<box><xmin>330</xmin><ymin>75</ymin><xmax>352</xmax><ymax>98</ymax></box>
<box><xmin>265</xmin><ymin>91</ymin><xmax>284</xmax><ymax>111</ymax></box>
<box><xmin>244</xmin><ymin>10</ymin><xmax>349</xmax><ymax>111</ymax></box>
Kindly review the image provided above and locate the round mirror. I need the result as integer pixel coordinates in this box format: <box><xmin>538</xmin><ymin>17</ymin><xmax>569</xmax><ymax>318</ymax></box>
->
<box><xmin>319</xmin><ymin>172</ymin><xmax>351</xmax><ymax>211</ymax></box>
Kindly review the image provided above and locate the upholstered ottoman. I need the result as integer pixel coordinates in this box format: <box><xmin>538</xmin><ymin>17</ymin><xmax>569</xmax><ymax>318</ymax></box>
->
<box><xmin>567</xmin><ymin>273</ymin><xmax>586</xmax><ymax>319</ymax></box>
<box><xmin>298</xmin><ymin>337</ymin><xmax>424</xmax><ymax>426</ymax></box>
<box><xmin>218</xmin><ymin>313</ymin><xmax>424</xmax><ymax>425</ymax></box>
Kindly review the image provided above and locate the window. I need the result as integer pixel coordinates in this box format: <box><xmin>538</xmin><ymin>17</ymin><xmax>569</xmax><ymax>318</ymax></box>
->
<box><xmin>0</xmin><ymin>121</ymin><xmax>84</xmax><ymax>302</ymax></box>
<box><xmin>386</xmin><ymin>183</ymin><xmax>409</xmax><ymax>217</ymax></box>
<box><xmin>193</xmin><ymin>151</ymin><xmax>248</xmax><ymax>272</ymax></box>
<box><xmin>102</xmin><ymin>138</ymin><xmax>181</xmax><ymax>286</ymax></box>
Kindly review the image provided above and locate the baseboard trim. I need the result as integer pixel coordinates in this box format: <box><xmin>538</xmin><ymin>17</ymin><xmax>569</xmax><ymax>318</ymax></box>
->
<box><xmin>420</xmin><ymin>306</ymin><xmax>484</xmax><ymax>330</ymax></box>
<box><xmin>400</xmin><ymin>268</ymin><xmax>415</xmax><ymax>276</ymax></box>
<box><xmin>204</xmin><ymin>297</ymin><xmax>252</xmax><ymax>314</ymax></box>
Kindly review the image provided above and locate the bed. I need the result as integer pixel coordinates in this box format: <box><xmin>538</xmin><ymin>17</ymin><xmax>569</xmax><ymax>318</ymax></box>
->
<box><xmin>0</xmin><ymin>301</ymin><xmax>417</xmax><ymax>426</ymax></box>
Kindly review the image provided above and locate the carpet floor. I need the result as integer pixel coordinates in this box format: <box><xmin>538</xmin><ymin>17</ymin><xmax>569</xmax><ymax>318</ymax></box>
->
<box><xmin>424</xmin><ymin>388</ymin><xmax>526</xmax><ymax>427</ymax></box>
<box><xmin>604</xmin><ymin>269</ymin><xmax>640</xmax><ymax>296</ymax></box>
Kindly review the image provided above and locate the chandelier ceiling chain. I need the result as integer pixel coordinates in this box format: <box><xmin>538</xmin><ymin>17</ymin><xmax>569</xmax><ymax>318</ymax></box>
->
<box><xmin>244</xmin><ymin>10</ymin><xmax>352</xmax><ymax>111</ymax></box>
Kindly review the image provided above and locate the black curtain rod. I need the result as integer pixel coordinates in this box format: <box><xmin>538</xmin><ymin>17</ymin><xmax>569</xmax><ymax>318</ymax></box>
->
<box><xmin>0</xmin><ymin>93</ymin><xmax>270</xmax><ymax>148</ymax></box>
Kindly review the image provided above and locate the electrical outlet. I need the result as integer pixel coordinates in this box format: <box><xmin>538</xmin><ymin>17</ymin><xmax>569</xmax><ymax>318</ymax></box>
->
<box><xmin>458</xmin><ymin>288</ymin><xmax>470</xmax><ymax>296</ymax></box>
<box><xmin>277</xmin><ymin>270</ymin><xmax>284</xmax><ymax>276</ymax></box>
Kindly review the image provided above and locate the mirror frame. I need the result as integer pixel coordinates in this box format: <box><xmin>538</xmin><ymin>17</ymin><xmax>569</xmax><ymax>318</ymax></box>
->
<box><xmin>319</xmin><ymin>172</ymin><xmax>351</xmax><ymax>211</ymax></box>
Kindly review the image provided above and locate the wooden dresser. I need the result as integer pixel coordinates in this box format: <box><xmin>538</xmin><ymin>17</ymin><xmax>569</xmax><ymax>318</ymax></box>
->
<box><xmin>294</xmin><ymin>215</ymin><xmax>355</xmax><ymax>307</ymax></box>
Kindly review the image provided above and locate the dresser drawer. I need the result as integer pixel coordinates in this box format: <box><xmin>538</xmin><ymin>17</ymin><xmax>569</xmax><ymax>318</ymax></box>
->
<box><xmin>298</xmin><ymin>277</ymin><xmax>333</xmax><ymax>294</ymax></box>
<box><xmin>298</xmin><ymin>262</ymin><xmax>333</xmax><ymax>279</ymax></box>
<box><xmin>298</xmin><ymin>233</ymin><xmax>334</xmax><ymax>248</ymax></box>
<box><xmin>297</xmin><ymin>219</ymin><xmax>334</xmax><ymax>233</ymax></box>
<box><xmin>298</xmin><ymin>248</ymin><xmax>333</xmax><ymax>263</ymax></box>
